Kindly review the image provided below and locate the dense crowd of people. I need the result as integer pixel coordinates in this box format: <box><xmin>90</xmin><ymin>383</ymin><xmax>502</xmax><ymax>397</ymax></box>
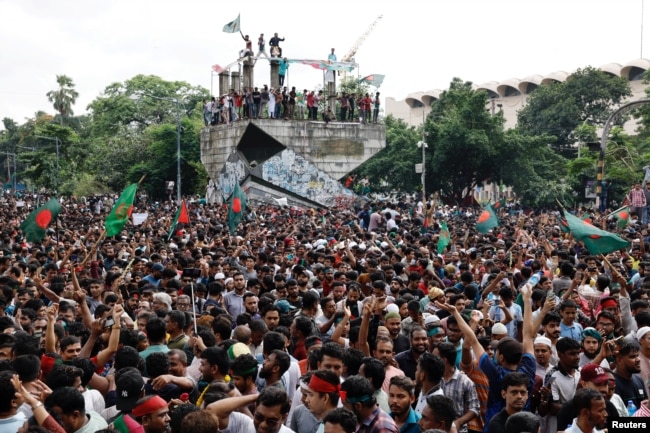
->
<box><xmin>1</xmin><ymin>192</ymin><xmax>649</xmax><ymax>433</ymax></box>
<box><xmin>204</xmin><ymin>89</ymin><xmax>380</xmax><ymax>126</ymax></box>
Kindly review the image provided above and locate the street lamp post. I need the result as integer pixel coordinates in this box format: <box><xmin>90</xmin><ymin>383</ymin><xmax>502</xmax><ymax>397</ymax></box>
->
<box><xmin>34</xmin><ymin>135</ymin><xmax>60</xmax><ymax>194</ymax></box>
<box><xmin>134</xmin><ymin>94</ymin><xmax>182</xmax><ymax>204</ymax></box>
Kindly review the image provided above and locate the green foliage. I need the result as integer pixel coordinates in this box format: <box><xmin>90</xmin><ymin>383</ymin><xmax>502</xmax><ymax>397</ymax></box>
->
<box><xmin>351</xmin><ymin>115</ymin><xmax>420</xmax><ymax>191</ymax></box>
<box><xmin>517</xmin><ymin>67</ymin><xmax>631</xmax><ymax>153</ymax></box>
<box><xmin>427</xmin><ymin>78</ymin><xmax>506</xmax><ymax>202</ymax></box>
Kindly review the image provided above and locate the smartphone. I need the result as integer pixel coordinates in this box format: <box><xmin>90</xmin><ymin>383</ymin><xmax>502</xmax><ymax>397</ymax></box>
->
<box><xmin>546</xmin><ymin>290</ymin><xmax>555</xmax><ymax>299</ymax></box>
<box><xmin>104</xmin><ymin>317</ymin><xmax>115</xmax><ymax>328</ymax></box>
<box><xmin>545</xmin><ymin>376</ymin><xmax>557</xmax><ymax>387</ymax></box>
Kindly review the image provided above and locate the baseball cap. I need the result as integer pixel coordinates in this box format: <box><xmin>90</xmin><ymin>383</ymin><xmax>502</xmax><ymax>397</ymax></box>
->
<box><xmin>580</xmin><ymin>364</ymin><xmax>610</xmax><ymax>385</ymax></box>
<box><xmin>152</xmin><ymin>263</ymin><xmax>164</xmax><ymax>272</ymax></box>
<box><xmin>116</xmin><ymin>367</ymin><xmax>145</xmax><ymax>411</ymax></box>
<box><xmin>276</xmin><ymin>299</ymin><xmax>297</xmax><ymax>314</ymax></box>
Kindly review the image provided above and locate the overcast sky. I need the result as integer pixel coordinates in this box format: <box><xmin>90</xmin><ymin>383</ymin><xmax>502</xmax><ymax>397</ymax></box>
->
<box><xmin>0</xmin><ymin>0</ymin><xmax>647</xmax><ymax>129</ymax></box>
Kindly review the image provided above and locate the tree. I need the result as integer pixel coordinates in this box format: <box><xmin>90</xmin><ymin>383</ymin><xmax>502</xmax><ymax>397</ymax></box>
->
<box><xmin>350</xmin><ymin>115</ymin><xmax>420</xmax><ymax>192</ymax></box>
<box><xmin>426</xmin><ymin>78</ymin><xmax>507</xmax><ymax>203</ymax></box>
<box><xmin>46</xmin><ymin>75</ymin><xmax>79</xmax><ymax>126</ymax></box>
<box><xmin>517</xmin><ymin>67</ymin><xmax>631</xmax><ymax>155</ymax></box>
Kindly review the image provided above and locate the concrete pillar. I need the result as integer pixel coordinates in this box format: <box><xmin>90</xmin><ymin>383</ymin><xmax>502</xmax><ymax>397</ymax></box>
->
<box><xmin>327</xmin><ymin>80</ymin><xmax>337</xmax><ymax>112</ymax></box>
<box><xmin>231</xmin><ymin>72</ymin><xmax>241</xmax><ymax>93</ymax></box>
<box><xmin>243</xmin><ymin>60</ymin><xmax>254</xmax><ymax>90</ymax></box>
<box><xmin>270</xmin><ymin>61</ymin><xmax>280</xmax><ymax>90</ymax></box>
<box><xmin>218</xmin><ymin>72</ymin><xmax>229</xmax><ymax>96</ymax></box>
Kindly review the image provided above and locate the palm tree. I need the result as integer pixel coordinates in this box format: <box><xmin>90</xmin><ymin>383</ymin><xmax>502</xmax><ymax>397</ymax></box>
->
<box><xmin>46</xmin><ymin>75</ymin><xmax>79</xmax><ymax>126</ymax></box>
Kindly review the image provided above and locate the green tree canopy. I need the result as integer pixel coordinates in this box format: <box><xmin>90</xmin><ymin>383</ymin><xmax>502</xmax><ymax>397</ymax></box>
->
<box><xmin>517</xmin><ymin>66</ymin><xmax>631</xmax><ymax>154</ymax></box>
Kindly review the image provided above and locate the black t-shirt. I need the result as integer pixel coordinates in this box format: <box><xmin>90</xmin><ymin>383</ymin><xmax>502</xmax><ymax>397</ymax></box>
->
<box><xmin>392</xmin><ymin>333</ymin><xmax>410</xmax><ymax>354</ymax></box>
<box><xmin>399</xmin><ymin>288</ymin><xmax>425</xmax><ymax>301</ymax></box>
<box><xmin>486</xmin><ymin>408</ymin><xmax>509</xmax><ymax>433</ymax></box>
<box><xmin>613</xmin><ymin>372</ymin><xmax>647</xmax><ymax>409</ymax></box>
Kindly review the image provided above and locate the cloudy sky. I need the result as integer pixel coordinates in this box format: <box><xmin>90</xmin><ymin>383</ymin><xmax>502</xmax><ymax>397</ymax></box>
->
<box><xmin>0</xmin><ymin>0</ymin><xmax>647</xmax><ymax>129</ymax></box>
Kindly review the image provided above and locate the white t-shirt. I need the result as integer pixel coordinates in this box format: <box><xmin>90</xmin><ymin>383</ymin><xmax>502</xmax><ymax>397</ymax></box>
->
<box><xmin>222</xmin><ymin>412</ymin><xmax>296</xmax><ymax>433</ymax></box>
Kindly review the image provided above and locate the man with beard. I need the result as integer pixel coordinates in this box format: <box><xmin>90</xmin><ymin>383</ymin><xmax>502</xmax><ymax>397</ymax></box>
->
<box><xmin>388</xmin><ymin>376</ymin><xmax>420</xmax><ymax>433</ymax></box>
<box><xmin>486</xmin><ymin>372</ymin><xmax>529</xmax><ymax>433</ymax></box>
<box><xmin>317</xmin><ymin>297</ymin><xmax>339</xmax><ymax>339</ymax></box>
<box><xmin>262</xmin><ymin>305</ymin><xmax>281</xmax><ymax>331</ymax></box>
<box><xmin>303</xmin><ymin>370</ymin><xmax>340</xmax><ymax>431</ymax></box>
<box><xmin>337</xmin><ymin>284</ymin><xmax>363</xmax><ymax>320</ymax></box>
<box><xmin>230</xmin><ymin>353</ymin><xmax>260</xmax><ymax>397</ymax></box>
<box><xmin>384</xmin><ymin>312</ymin><xmax>410</xmax><ymax>354</ymax></box>
<box><xmin>373</xmin><ymin>335</ymin><xmax>405</xmax><ymax>394</ymax></box>
<box><xmin>534</xmin><ymin>336</ymin><xmax>554</xmax><ymax>378</ymax></box>
<box><xmin>259</xmin><ymin>349</ymin><xmax>291</xmax><ymax>391</ymax></box>
<box><xmin>341</xmin><ymin>375</ymin><xmax>398</xmax><ymax>433</ymax></box>
<box><xmin>541</xmin><ymin>311</ymin><xmax>562</xmax><ymax>367</ymax></box>
<box><xmin>565</xmin><ymin>388</ymin><xmax>608</xmax><ymax>433</ymax></box>
<box><xmin>612</xmin><ymin>338</ymin><xmax>647</xmax><ymax>409</ymax></box>
<box><xmin>424</xmin><ymin>315</ymin><xmax>446</xmax><ymax>351</ymax></box>
<box><xmin>394</xmin><ymin>326</ymin><xmax>427</xmax><ymax>380</ymax></box>
<box><xmin>580</xmin><ymin>328</ymin><xmax>608</xmax><ymax>368</ymax></box>
<box><xmin>243</xmin><ymin>292</ymin><xmax>261</xmax><ymax>319</ymax></box>
<box><xmin>287</xmin><ymin>280</ymin><xmax>303</xmax><ymax>310</ymax></box>
<box><xmin>418</xmin><ymin>394</ymin><xmax>457</xmax><ymax>433</ymax></box>
<box><xmin>196</xmin><ymin>346</ymin><xmax>230</xmax><ymax>406</ymax></box>
<box><xmin>223</xmin><ymin>272</ymin><xmax>247</xmax><ymax>318</ymax></box>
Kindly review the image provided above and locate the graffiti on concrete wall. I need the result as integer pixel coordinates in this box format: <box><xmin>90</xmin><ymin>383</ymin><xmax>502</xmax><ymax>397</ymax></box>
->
<box><xmin>261</xmin><ymin>149</ymin><xmax>354</xmax><ymax>207</ymax></box>
<box><xmin>216</xmin><ymin>155</ymin><xmax>247</xmax><ymax>197</ymax></box>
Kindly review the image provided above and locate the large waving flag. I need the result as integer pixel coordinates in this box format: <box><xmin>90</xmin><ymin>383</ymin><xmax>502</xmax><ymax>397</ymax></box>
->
<box><xmin>360</xmin><ymin>74</ymin><xmax>385</xmax><ymax>88</ymax></box>
<box><xmin>492</xmin><ymin>198</ymin><xmax>506</xmax><ymax>212</ymax></box>
<box><xmin>563</xmin><ymin>210</ymin><xmax>629</xmax><ymax>254</ymax></box>
<box><xmin>21</xmin><ymin>198</ymin><xmax>61</xmax><ymax>243</ymax></box>
<box><xmin>228</xmin><ymin>183</ymin><xmax>247</xmax><ymax>234</ymax></box>
<box><xmin>168</xmin><ymin>200</ymin><xmax>190</xmax><ymax>239</ymax></box>
<box><xmin>223</xmin><ymin>14</ymin><xmax>241</xmax><ymax>33</ymax></box>
<box><xmin>105</xmin><ymin>184</ymin><xmax>138</xmax><ymax>237</ymax></box>
<box><xmin>476</xmin><ymin>204</ymin><xmax>498</xmax><ymax>234</ymax></box>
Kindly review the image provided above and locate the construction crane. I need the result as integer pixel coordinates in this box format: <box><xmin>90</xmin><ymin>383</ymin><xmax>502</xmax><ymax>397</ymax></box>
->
<box><xmin>340</xmin><ymin>14</ymin><xmax>383</xmax><ymax>80</ymax></box>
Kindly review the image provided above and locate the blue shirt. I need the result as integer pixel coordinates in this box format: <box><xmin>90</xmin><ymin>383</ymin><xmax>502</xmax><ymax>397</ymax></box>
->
<box><xmin>560</xmin><ymin>321</ymin><xmax>584</xmax><ymax>343</ymax></box>
<box><xmin>390</xmin><ymin>407</ymin><xmax>421</xmax><ymax>433</ymax></box>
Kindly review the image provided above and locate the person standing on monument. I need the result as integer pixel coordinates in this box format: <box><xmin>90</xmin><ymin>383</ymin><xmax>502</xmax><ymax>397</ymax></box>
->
<box><xmin>373</xmin><ymin>92</ymin><xmax>381</xmax><ymax>124</ymax></box>
<box><xmin>256</xmin><ymin>33</ymin><xmax>269</xmax><ymax>59</ymax></box>
<box><xmin>239</xmin><ymin>32</ymin><xmax>253</xmax><ymax>59</ymax></box>
<box><xmin>279</xmin><ymin>57</ymin><xmax>288</xmax><ymax>86</ymax></box>
<box><xmin>270</xmin><ymin>32</ymin><xmax>285</xmax><ymax>57</ymax></box>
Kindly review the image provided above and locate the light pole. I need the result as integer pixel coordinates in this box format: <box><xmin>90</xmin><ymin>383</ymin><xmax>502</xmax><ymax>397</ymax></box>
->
<box><xmin>34</xmin><ymin>135</ymin><xmax>60</xmax><ymax>194</ymax></box>
<box><xmin>134</xmin><ymin>93</ymin><xmax>182</xmax><ymax>204</ymax></box>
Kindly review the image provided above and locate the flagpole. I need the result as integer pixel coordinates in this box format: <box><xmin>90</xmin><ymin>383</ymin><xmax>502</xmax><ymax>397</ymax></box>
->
<box><xmin>190</xmin><ymin>282</ymin><xmax>198</xmax><ymax>334</ymax></box>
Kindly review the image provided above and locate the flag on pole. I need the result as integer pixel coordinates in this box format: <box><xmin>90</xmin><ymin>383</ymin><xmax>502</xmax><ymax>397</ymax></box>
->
<box><xmin>212</xmin><ymin>64</ymin><xmax>224</xmax><ymax>73</ymax></box>
<box><xmin>360</xmin><ymin>74</ymin><xmax>385</xmax><ymax>88</ymax></box>
<box><xmin>223</xmin><ymin>14</ymin><xmax>241</xmax><ymax>33</ymax></box>
<box><xmin>563</xmin><ymin>210</ymin><xmax>629</xmax><ymax>254</ymax></box>
<box><xmin>560</xmin><ymin>213</ymin><xmax>591</xmax><ymax>233</ymax></box>
<box><xmin>168</xmin><ymin>200</ymin><xmax>190</xmax><ymax>239</ymax></box>
<box><xmin>611</xmin><ymin>206</ymin><xmax>631</xmax><ymax>229</ymax></box>
<box><xmin>105</xmin><ymin>184</ymin><xmax>138</xmax><ymax>237</ymax></box>
<box><xmin>21</xmin><ymin>198</ymin><xmax>61</xmax><ymax>243</ymax></box>
<box><xmin>438</xmin><ymin>221</ymin><xmax>450</xmax><ymax>253</ymax></box>
<box><xmin>492</xmin><ymin>198</ymin><xmax>506</xmax><ymax>211</ymax></box>
<box><xmin>228</xmin><ymin>183</ymin><xmax>247</xmax><ymax>234</ymax></box>
<box><xmin>476</xmin><ymin>204</ymin><xmax>499</xmax><ymax>234</ymax></box>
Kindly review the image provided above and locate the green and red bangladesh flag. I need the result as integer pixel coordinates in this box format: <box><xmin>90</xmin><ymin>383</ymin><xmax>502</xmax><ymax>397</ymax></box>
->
<box><xmin>105</xmin><ymin>183</ymin><xmax>138</xmax><ymax>237</ymax></box>
<box><xmin>611</xmin><ymin>206</ymin><xmax>631</xmax><ymax>229</ymax></box>
<box><xmin>562</xmin><ymin>210</ymin><xmax>629</xmax><ymax>254</ymax></box>
<box><xmin>476</xmin><ymin>204</ymin><xmax>498</xmax><ymax>234</ymax></box>
<box><xmin>228</xmin><ymin>183</ymin><xmax>247</xmax><ymax>234</ymax></box>
<box><xmin>168</xmin><ymin>200</ymin><xmax>190</xmax><ymax>239</ymax></box>
<box><xmin>21</xmin><ymin>198</ymin><xmax>61</xmax><ymax>243</ymax></box>
<box><xmin>492</xmin><ymin>198</ymin><xmax>506</xmax><ymax>212</ymax></box>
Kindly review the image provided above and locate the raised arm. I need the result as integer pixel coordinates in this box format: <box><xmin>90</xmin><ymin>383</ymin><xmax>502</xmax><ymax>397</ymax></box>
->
<box><xmin>435</xmin><ymin>301</ymin><xmax>484</xmax><ymax>360</ymax></box>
